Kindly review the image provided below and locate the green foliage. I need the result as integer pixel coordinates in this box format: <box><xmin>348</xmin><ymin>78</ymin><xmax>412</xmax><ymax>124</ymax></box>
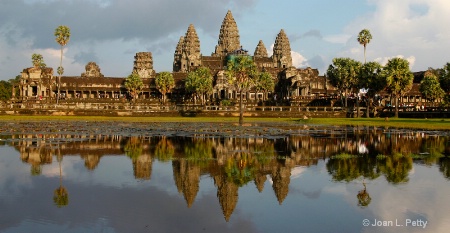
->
<box><xmin>359</xmin><ymin>61</ymin><xmax>385</xmax><ymax>96</ymax></box>
<box><xmin>255</xmin><ymin>71</ymin><xmax>275</xmax><ymax>96</ymax></box>
<box><xmin>185</xmin><ymin>67</ymin><xmax>213</xmax><ymax>104</ymax></box>
<box><xmin>383</xmin><ymin>57</ymin><xmax>414</xmax><ymax>117</ymax></box>
<box><xmin>419</xmin><ymin>70</ymin><xmax>444</xmax><ymax>103</ymax></box>
<box><xmin>124</xmin><ymin>73</ymin><xmax>143</xmax><ymax>100</ymax></box>
<box><xmin>154</xmin><ymin>138</ymin><xmax>175</xmax><ymax>162</ymax></box>
<box><xmin>438</xmin><ymin>62</ymin><xmax>450</xmax><ymax>104</ymax></box>
<box><xmin>0</xmin><ymin>80</ymin><xmax>12</xmax><ymax>102</ymax></box>
<box><xmin>155</xmin><ymin>71</ymin><xmax>175</xmax><ymax>103</ymax></box>
<box><xmin>53</xmin><ymin>186</ymin><xmax>69</xmax><ymax>208</ymax></box>
<box><xmin>31</xmin><ymin>53</ymin><xmax>46</xmax><ymax>68</ymax></box>
<box><xmin>357</xmin><ymin>29</ymin><xmax>372</xmax><ymax>63</ymax></box>
<box><xmin>326</xmin><ymin>58</ymin><xmax>362</xmax><ymax>107</ymax></box>
<box><xmin>54</xmin><ymin>25</ymin><xmax>71</xmax><ymax>46</ymax></box>
<box><xmin>57</xmin><ymin>66</ymin><xmax>64</xmax><ymax>76</ymax></box>
<box><xmin>123</xmin><ymin>137</ymin><xmax>143</xmax><ymax>159</ymax></box>
<box><xmin>226</xmin><ymin>55</ymin><xmax>258</xmax><ymax>92</ymax></box>
<box><xmin>226</xmin><ymin>55</ymin><xmax>258</xmax><ymax>124</ymax></box>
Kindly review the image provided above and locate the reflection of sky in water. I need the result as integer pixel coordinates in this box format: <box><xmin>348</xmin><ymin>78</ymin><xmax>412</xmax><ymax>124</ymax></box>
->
<box><xmin>1</xmin><ymin>144</ymin><xmax>450</xmax><ymax>233</ymax></box>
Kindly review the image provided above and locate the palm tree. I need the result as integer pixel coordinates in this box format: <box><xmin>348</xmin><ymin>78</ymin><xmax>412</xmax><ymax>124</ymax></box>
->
<box><xmin>54</xmin><ymin>25</ymin><xmax>71</xmax><ymax>104</ymax></box>
<box><xmin>53</xmin><ymin>150</ymin><xmax>69</xmax><ymax>207</ymax></box>
<box><xmin>225</xmin><ymin>55</ymin><xmax>258</xmax><ymax>125</ymax></box>
<box><xmin>31</xmin><ymin>53</ymin><xmax>46</xmax><ymax>69</ymax></box>
<box><xmin>357</xmin><ymin>29</ymin><xmax>372</xmax><ymax>63</ymax></box>
<box><xmin>383</xmin><ymin>57</ymin><xmax>414</xmax><ymax>117</ymax></box>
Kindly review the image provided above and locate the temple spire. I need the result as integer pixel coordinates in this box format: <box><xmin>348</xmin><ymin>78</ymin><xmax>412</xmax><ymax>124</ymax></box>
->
<box><xmin>213</xmin><ymin>10</ymin><xmax>241</xmax><ymax>57</ymax></box>
<box><xmin>272</xmin><ymin>29</ymin><xmax>292</xmax><ymax>68</ymax></box>
<box><xmin>254</xmin><ymin>40</ymin><xmax>268</xmax><ymax>58</ymax></box>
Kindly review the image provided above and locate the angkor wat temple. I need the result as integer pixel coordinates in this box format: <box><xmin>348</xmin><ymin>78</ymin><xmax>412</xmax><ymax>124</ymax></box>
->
<box><xmin>15</xmin><ymin>10</ymin><xmax>329</xmax><ymax>105</ymax></box>
<box><xmin>14</xmin><ymin>10</ymin><xmax>427</xmax><ymax>110</ymax></box>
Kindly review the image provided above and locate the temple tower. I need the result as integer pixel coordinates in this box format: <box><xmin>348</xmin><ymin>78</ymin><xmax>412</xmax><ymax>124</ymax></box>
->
<box><xmin>82</xmin><ymin>62</ymin><xmax>103</xmax><ymax>78</ymax></box>
<box><xmin>272</xmin><ymin>29</ymin><xmax>292</xmax><ymax>69</ymax></box>
<box><xmin>213</xmin><ymin>10</ymin><xmax>241</xmax><ymax>57</ymax></box>
<box><xmin>133</xmin><ymin>52</ymin><xmax>154</xmax><ymax>78</ymax></box>
<box><xmin>181</xmin><ymin>24</ymin><xmax>201</xmax><ymax>72</ymax></box>
<box><xmin>254</xmin><ymin>40</ymin><xmax>268</xmax><ymax>58</ymax></box>
<box><xmin>173</xmin><ymin>36</ymin><xmax>184</xmax><ymax>72</ymax></box>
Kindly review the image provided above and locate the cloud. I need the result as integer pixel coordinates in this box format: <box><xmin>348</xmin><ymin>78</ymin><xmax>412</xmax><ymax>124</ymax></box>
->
<box><xmin>291</xmin><ymin>51</ymin><xmax>309</xmax><ymax>68</ymax></box>
<box><xmin>339</xmin><ymin>0</ymin><xmax>450</xmax><ymax>71</ymax></box>
<box><xmin>290</xmin><ymin>30</ymin><xmax>323</xmax><ymax>42</ymax></box>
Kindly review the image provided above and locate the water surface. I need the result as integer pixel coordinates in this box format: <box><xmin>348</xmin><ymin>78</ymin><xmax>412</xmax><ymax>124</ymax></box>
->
<box><xmin>0</xmin><ymin>123</ymin><xmax>449</xmax><ymax>233</ymax></box>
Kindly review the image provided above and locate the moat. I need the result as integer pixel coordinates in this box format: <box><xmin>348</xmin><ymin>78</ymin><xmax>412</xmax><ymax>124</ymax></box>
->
<box><xmin>0</xmin><ymin>122</ymin><xmax>449</xmax><ymax>233</ymax></box>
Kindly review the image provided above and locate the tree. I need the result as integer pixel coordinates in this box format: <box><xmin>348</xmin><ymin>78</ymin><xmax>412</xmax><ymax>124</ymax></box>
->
<box><xmin>225</xmin><ymin>55</ymin><xmax>258</xmax><ymax>125</ymax></box>
<box><xmin>358</xmin><ymin>61</ymin><xmax>385</xmax><ymax>117</ymax></box>
<box><xmin>124</xmin><ymin>73</ymin><xmax>143</xmax><ymax>101</ymax></box>
<box><xmin>185</xmin><ymin>67</ymin><xmax>213</xmax><ymax>105</ymax></box>
<box><xmin>255</xmin><ymin>71</ymin><xmax>275</xmax><ymax>103</ymax></box>
<box><xmin>54</xmin><ymin>25</ymin><xmax>71</xmax><ymax>104</ymax></box>
<box><xmin>155</xmin><ymin>71</ymin><xmax>175</xmax><ymax>103</ymax></box>
<box><xmin>326</xmin><ymin>58</ymin><xmax>362</xmax><ymax>109</ymax></box>
<box><xmin>357</xmin><ymin>29</ymin><xmax>372</xmax><ymax>63</ymax></box>
<box><xmin>419</xmin><ymin>70</ymin><xmax>444</xmax><ymax>106</ymax></box>
<box><xmin>31</xmin><ymin>53</ymin><xmax>46</xmax><ymax>69</ymax></box>
<box><xmin>438</xmin><ymin>63</ymin><xmax>450</xmax><ymax>105</ymax></box>
<box><xmin>0</xmin><ymin>80</ymin><xmax>12</xmax><ymax>102</ymax></box>
<box><xmin>383</xmin><ymin>57</ymin><xmax>414</xmax><ymax>117</ymax></box>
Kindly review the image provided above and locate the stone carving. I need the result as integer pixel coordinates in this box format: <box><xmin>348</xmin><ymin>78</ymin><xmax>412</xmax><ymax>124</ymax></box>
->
<box><xmin>254</xmin><ymin>40</ymin><xmax>268</xmax><ymax>58</ymax></box>
<box><xmin>133</xmin><ymin>52</ymin><xmax>154</xmax><ymax>78</ymax></box>
<box><xmin>213</xmin><ymin>10</ymin><xmax>241</xmax><ymax>57</ymax></box>
<box><xmin>82</xmin><ymin>62</ymin><xmax>103</xmax><ymax>78</ymax></box>
<box><xmin>272</xmin><ymin>29</ymin><xmax>292</xmax><ymax>69</ymax></box>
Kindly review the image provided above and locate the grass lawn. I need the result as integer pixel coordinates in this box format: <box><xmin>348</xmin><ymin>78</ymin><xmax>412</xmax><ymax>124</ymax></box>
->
<box><xmin>0</xmin><ymin>115</ymin><xmax>448</xmax><ymax>130</ymax></box>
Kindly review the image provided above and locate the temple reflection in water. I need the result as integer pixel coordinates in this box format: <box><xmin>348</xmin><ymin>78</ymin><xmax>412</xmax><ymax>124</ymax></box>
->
<box><xmin>5</xmin><ymin>128</ymin><xmax>450</xmax><ymax>221</ymax></box>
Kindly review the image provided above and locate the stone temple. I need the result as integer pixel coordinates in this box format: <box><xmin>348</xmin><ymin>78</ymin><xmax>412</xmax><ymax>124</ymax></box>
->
<box><xmin>15</xmin><ymin>10</ymin><xmax>335</xmax><ymax>104</ymax></box>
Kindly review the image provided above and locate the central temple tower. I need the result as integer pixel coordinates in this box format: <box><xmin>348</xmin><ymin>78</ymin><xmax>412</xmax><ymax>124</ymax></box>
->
<box><xmin>213</xmin><ymin>10</ymin><xmax>241</xmax><ymax>57</ymax></box>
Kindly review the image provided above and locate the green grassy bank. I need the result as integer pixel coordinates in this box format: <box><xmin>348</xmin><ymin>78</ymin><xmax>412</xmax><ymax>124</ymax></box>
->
<box><xmin>0</xmin><ymin>115</ymin><xmax>448</xmax><ymax>130</ymax></box>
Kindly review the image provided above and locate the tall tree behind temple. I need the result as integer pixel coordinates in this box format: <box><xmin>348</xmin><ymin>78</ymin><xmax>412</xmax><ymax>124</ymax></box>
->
<box><xmin>419</xmin><ymin>70</ymin><xmax>444</xmax><ymax>106</ymax></box>
<box><xmin>326</xmin><ymin>57</ymin><xmax>362</xmax><ymax>109</ymax></box>
<box><xmin>54</xmin><ymin>25</ymin><xmax>70</xmax><ymax>104</ymax></box>
<box><xmin>358</xmin><ymin>61</ymin><xmax>385</xmax><ymax>118</ymax></box>
<box><xmin>225</xmin><ymin>56</ymin><xmax>258</xmax><ymax>125</ymax></box>
<box><xmin>438</xmin><ymin>63</ymin><xmax>450</xmax><ymax>105</ymax></box>
<box><xmin>383</xmin><ymin>57</ymin><xmax>414</xmax><ymax>117</ymax></box>
<box><xmin>155</xmin><ymin>72</ymin><xmax>175</xmax><ymax>104</ymax></box>
<box><xmin>124</xmin><ymin>73</ymin><xmax>143</xmax><ymax>102</ymax></box>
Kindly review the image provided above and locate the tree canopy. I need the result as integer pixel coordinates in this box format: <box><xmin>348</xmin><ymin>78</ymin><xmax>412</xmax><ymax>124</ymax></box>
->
<box><xmin>124</xmin><ymin>73</ymin><xmax>143</xmax><ymax>101</ymax></box>
<box><xmin>326</xmin><ymin>57</ymin><xmax>362</xmax><ymax>107</ymax></box>
<box><xmin>419</xmin><ymin>70</ymin><xmax>444</xmax><ymax>104</ymax></box>
<box><xmin>383</xmin><ymin>57</ymin><xmax>414</xmax><ymax>117</ymax></box>
<box><xmin>155</xmin><ymin>71</ymin><xmax>175</xmax><ymax>103</ymax></box>
<box><xmin>225</xmin><ymin>55</ymin><xmax>258</xmax><ymax>125</ymax></box>
<box><xmin>185</xmin><ymin>67</ymin><xmax>213</xmax><ymax>104</ymax></box>
<box><xmin>31</xmin><ymin>53</ymin><xmax>46</xmax><ymax>69</ymax></box>
<box><xmin>255</xmin><ymin>71</ymin><xmax>275</xmax><ymax>100</ymax></box>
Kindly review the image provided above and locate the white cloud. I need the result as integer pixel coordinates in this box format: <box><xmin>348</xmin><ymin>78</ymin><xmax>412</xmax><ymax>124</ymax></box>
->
<box><xmin>291</xmin><ymin>51</ymin><xmax>309</xmax><ymax>68</ymax></box>
<box><xmin>340</xmin><ymin>0</ymin><xmax>450</xmax><ymax>71</ymax></box>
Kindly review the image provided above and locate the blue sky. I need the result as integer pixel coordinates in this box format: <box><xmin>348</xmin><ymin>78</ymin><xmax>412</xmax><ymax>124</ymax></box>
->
<box><xmin>1</xmin><ymin>0</ymin><xmax>449</xmax><ymax>80</ymax></box>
